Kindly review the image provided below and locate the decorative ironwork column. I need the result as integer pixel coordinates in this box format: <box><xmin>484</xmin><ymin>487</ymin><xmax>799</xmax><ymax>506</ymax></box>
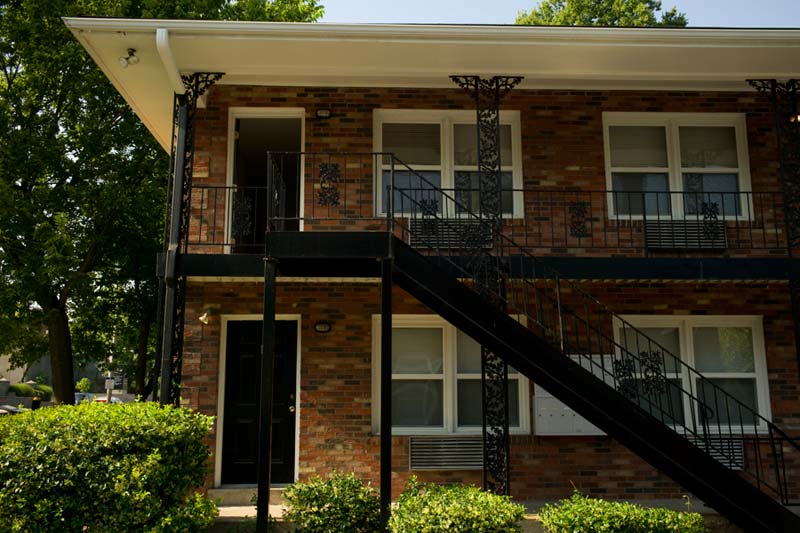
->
<box><xmin>157</xmin><ymin>72</ymin><xmax>223</xmax><ymax>406</ymax></box>
<box><xmin>749</xmin><ymin>79</ymin><xmax>800</xmax><ymax>379</ymax></box>
<box><xmin>451</xmin><ymin>75</ymin><xmax>522</xmax><ymax>495</ymax></box>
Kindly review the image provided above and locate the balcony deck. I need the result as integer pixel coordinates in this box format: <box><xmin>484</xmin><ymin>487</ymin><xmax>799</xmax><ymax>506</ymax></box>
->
<box><xmin>179</xmin><ymin>152</ymin><xmax>791</xmax><ymax>280</ymax></box>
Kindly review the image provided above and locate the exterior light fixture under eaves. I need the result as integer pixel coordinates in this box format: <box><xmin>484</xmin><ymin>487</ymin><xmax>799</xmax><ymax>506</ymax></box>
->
<box><xmin>118</xmin><ymin>48</ymin><xmax>140</xmax><ymax>69</ymax></box>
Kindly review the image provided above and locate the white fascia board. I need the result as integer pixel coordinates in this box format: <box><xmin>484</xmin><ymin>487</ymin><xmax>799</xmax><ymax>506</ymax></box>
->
<box><xmin>62</xmin><ymin>18</ymin><xmax>800</xmax><ymax>46</ymax></box>
<box><xmin>64</xmin><ymin>18</ymin><xmax>800</xmax><ymax>85</ymax></box>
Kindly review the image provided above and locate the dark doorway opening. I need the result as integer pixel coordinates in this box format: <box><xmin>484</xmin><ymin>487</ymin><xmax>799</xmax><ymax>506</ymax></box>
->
<box><xmin>231</xmin><ymin>117</ymin><xmax>302</xmax><ymax>252</ymax></box>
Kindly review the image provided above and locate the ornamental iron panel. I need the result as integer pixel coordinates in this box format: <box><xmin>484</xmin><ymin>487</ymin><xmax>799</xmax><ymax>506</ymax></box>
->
<box><xmin>639</xmin><ymin>351</ymin><xmax>667</xmax><ymax>395</ymax></box>
<box><xmin>701</xmin><ymin>201</ymin><xmax>721</xmax><ymax>241</ymax></box>
<box><xmin>232</xmin><ymin>191</ymin><xmax>254</xmax><ymax>241</ymax></box>
<box><xmin>613</xmin><ymin>357</ymin><xmax>638</xmax><ymax>400</ymax></box>
<box><xmin>318</xmin><ymin>162</ymin><xmax>341</xmax><ymax>207</ymax></box>
<box><xmin>568</xmin><ymin>201</ymin><xmax>591</xmax><ymax>238</ymax></box>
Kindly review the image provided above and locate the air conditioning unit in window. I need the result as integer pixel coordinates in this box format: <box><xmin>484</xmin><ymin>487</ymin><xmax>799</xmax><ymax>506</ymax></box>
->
<box><xmin>409</xmin><ymin>436</ymin><xmax>483</xmax><ymax>470</ymax></box>
<box><xmin>644</xmin><ymin>220</ymin><xmax>727</xmax><ymax>250</ymax></box>
<box><xmin>409</xmin><ymin>218</ymin><xmax>493</xmax><ymax>250</ymax></box>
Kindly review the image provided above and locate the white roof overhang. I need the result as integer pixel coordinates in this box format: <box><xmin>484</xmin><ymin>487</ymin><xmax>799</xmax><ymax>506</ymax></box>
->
<box><xmin>63</xmin><ymin>18</ymin><xmax>800</xmax><ymax>150</ymax></box>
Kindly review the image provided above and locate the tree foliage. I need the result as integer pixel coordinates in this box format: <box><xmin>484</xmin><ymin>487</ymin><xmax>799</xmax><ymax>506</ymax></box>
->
<box><xmin>516</xmin><ymin>0</ymin><xmax>688</xmax><ymax>27</ymax></box>
<box><xmin>0</xmin><ymin>0</ymin><xmax>323</xmax><ymax>403</ymax></box>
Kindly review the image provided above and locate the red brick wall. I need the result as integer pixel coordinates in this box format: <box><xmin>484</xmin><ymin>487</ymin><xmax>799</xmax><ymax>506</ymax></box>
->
<box><xmin>182</xmin><ymin>279</ymin><xmax>798</xmax><ymax>501</ymax></box>
<box><xmin>185</xmin><ymin>86</ymin><xmax>784</xmax><ymax>257</ymax></box>
<box><xmin>197</xmin><ymin>86</ymin><xmax>779</xmax><ymax>191</ymax></box>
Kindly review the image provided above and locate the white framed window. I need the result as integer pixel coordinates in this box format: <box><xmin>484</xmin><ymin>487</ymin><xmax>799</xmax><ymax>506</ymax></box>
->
<box><xmin>537</xmin><ymin>316</ymin><xmax>771</xmax><ymax>436</ymax></box>
<box><xmin>373</xmin><ymin>109</ymin><xmax>523</xmax><ymax>218</ymax></box>
<box><xmin>371</xmin><ymin>315</ymin><xmax>530</xmax><ymax>435</ymax></box>
<box><xmin>602</xmin><ymin>113</ymin><xmax>752</xmax><ymax>219</ymax></box>
<box><xmin>616</xmin><ymin>316</ymin><xmax>771</xmax><ymax>433</ymax></box>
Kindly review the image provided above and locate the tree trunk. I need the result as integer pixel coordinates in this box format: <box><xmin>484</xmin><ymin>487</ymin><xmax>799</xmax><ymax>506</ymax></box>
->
<box><xmin>48</xmin><ymin>306</ymin><xmax>75</xmax><ymax>405</ymax></box>
<box><xmin>134</xmin><ymin>316</ymin><xmax>151</xmax><ymax>396</ymax></box>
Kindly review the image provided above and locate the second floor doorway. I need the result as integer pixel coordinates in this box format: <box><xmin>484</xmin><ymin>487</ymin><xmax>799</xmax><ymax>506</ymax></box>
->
<box><xmin>231</xmin><ymin>112</ymin><xmax>303</xmax><ymax>251</ymax></box>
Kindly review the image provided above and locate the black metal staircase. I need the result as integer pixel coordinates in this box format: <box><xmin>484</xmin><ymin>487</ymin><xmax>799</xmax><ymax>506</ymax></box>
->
<box><xmin>383</xmin><ymin>158</ymin><xmax>800</xmax><ymax>532</ymax></box>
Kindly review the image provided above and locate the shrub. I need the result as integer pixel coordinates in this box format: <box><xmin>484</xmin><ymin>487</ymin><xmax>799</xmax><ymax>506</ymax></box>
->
<box><xmin>75</xmin><ymin>377</ymin><xmax>92</xmax><ymax>393</ymax></box>
<box><xmin>282</xmin><ymin>472</ymin><xmax>380</xmax><ymax>533</ymax></box>
<box><xmin>8</xmin><ymin>383</ymin><xmax>35</xmax><ymax>398</ymax></box>
<box><xmin>0</xmin><ymin>402</ymin><xmax>217</xmax><ymax>532</ymax></box>
<box><xmin>389</xmin><ymin>477</ymin><xmax>526</xmax><ymax>533</ymax></box>
<box><xmin>8</xmin><ymin>383</ymin><xmax>35</xmax><ymax>397</ymax></box>
<box><xmin>539</xmin><ymin>491</ymin><xmax>709</xmax><ymax>533</ymax></box>
<box><xmin>33</xmin><ymin>384</ymin><xmax>53</xmax><ymax>401</ymax></box>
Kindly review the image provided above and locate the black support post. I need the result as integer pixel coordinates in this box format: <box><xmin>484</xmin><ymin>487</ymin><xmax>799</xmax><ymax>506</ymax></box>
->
<box><xmin>154</xmin><ymin>72</ymin><xmax>223</xmax><ymax>405</ymax></box>
<box><xmin>256</xmin><ymin>257</ymin><xmax>278</xmax><ymax>532</ymax></box>
<box><xmin>380</xmin><ymin>257</ymin><xmax>393</xmax><ymax>531</ymax></box>
<box><xmin>158</xmin><ymin>96</ymin><xmax>189</xmax><ymax>405</ymax></box>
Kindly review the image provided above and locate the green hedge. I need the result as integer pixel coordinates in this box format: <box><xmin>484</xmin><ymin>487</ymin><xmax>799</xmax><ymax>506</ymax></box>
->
<box><xmin>282</xmin><ymin>472</ymin><xmax>380</xmax><ymax>533</ymax></box>
<box><xmin>0</xmin><ymin>402</ymin><xmax>217</xmax><ymax>532</ymax></box>
<box><xmin>282</xmin><ymin>473</ymin><xmax>526</xmax><ymax>533</ymax></box>
<box><xmin>388</xmin><ymin>477</ymin><xmax>526</xmax><ymax>533</ymax></box>
<box><xmin>33</xmin><ymin>384</ymin><xmax>53</xmax><ymax>401</ymax></box>
<box><xmin>7</xmin><ymin>383</ymin><xmax>52</xmax><ymax>400</ymax></box>
<box><xmin>539</xmin><ymin>492</ymin><xmax>709</xmax><ymax>533</ymax></box>
<box><xmin>8</xmin><ymin>383</ymin><xmax>35</xmax><ymax>397</ymax></box>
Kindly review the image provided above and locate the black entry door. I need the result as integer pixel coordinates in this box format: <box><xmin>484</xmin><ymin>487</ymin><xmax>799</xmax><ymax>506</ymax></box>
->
<box><xmin>222</xmin><ymin>320</ymin><xmax>297</xmax><ymax>484</ymax></box>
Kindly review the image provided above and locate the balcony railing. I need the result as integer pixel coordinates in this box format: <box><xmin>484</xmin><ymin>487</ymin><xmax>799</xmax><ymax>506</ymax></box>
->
<box><xmin>186</xmin><ymin>152</ymin><xmax>786</xmax><ymax>256</ymax></box>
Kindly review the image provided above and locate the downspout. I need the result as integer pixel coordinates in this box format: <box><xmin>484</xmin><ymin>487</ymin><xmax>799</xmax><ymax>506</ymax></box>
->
<box><xmin>156</xmin><ymin>28</ymin><xmax>186</xmax><ymax>95</ymax></box>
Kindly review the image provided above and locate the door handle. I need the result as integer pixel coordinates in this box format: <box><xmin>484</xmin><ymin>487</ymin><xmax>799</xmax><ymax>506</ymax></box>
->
<box><xmin>288</xmin><ymin>405</ymin><xmax>296</xmax><ymax>413</ymax></box>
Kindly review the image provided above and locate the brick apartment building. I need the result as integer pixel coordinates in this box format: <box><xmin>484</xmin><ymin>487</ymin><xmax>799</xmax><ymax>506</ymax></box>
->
<box><xmin>66</xmin><ymin>18</ymin><xmax>800</xmax><ymax>531</ymax></box>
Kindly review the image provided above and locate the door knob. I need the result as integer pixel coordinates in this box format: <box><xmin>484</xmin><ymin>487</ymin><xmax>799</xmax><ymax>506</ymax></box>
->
<box><xmin>288</xmin><ymin>405</ymin><xmax>296</xmax><ymax>413</ymax></box>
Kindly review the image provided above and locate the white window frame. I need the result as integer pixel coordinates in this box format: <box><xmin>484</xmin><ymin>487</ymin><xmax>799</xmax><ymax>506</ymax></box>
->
<box><xmin>371</xmin><ymin>314</ymin><xmax>530</xmax><ymax>436</ymax></box>
<box><xmin>615</xmin><ymin>315</ymin><xmax>772</xmax><ymax>433</ymax></box>
<box><xmin>373</xmin><ymin>109</ymin><xmax>524</xmax><ymax>219</ymax></box>
<box><xmin>602</xmin><ymin>112</ymin><xmax>753</xmax><ymax>221</ymax></box>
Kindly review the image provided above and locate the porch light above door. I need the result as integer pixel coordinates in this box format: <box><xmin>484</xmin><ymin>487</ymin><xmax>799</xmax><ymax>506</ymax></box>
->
<box><xmin>314</xmin><ymin>321</ymin><xmax>332</xmax><ymax>333</ymax></box>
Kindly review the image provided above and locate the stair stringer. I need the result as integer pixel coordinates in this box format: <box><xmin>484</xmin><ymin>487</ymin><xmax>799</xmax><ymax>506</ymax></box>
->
<box><xmin>392</xmin><ymin>237</ymin><xmax>800</xmax><ymax>533</ymax></box>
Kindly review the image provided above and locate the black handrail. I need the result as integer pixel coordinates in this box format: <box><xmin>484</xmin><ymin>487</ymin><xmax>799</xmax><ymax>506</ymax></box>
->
<box><xmin>188</xmin><ymin>165</ymin><xmax>785</xmax><ymax>254</ymax></box>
